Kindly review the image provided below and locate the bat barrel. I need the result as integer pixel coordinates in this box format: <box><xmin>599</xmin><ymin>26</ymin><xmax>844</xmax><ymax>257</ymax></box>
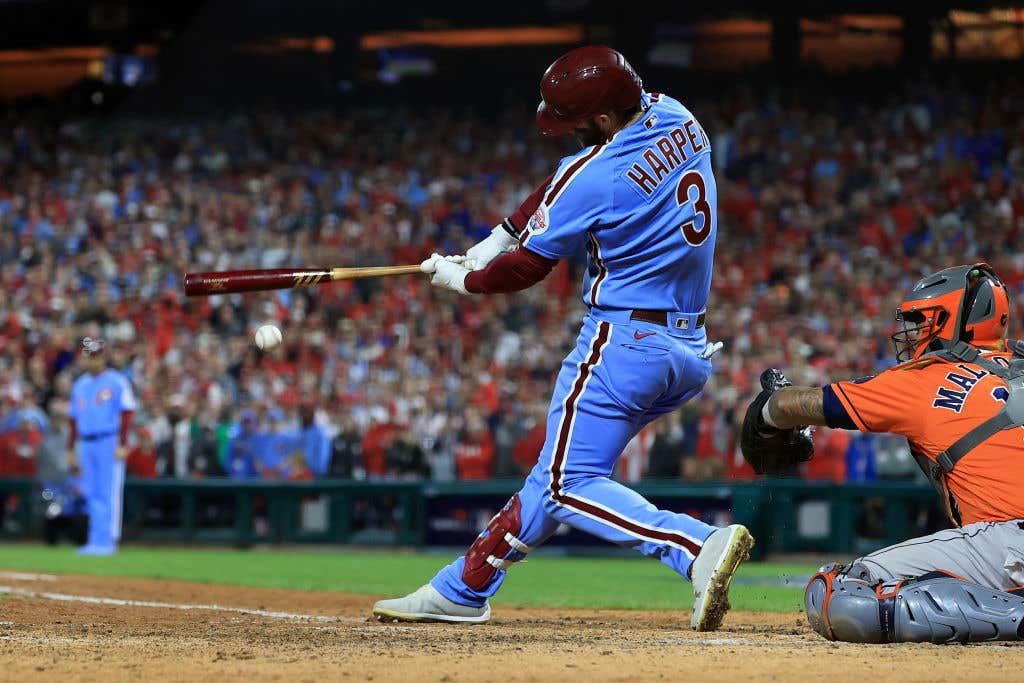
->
<box><xmin>183</xmin><ymin>269</ymin><xmax>331</xmax><ymax>296</ymax></box>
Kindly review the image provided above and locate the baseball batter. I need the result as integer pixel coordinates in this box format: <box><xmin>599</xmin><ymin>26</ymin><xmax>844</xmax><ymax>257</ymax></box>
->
<box><xmin>373</xmin><ymin>46</ymin><xmax>753</xmax><ymax>631</ymax></box>
<box><xmin>741</xmin><ymin>264</ymin><xmax>1024</xmax><ymax>643</ymax></box>
<box><xmin>67</xmin><ymin>337</ymin><xmax>136</xmax><ymax>555</ymax></box>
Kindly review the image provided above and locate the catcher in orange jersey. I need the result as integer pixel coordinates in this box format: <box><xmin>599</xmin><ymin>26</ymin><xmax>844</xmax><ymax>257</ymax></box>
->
<box><xmin>741</xmin><ymin>263</ymin><xmax>1024</xmax><ymax>644</ymax></box>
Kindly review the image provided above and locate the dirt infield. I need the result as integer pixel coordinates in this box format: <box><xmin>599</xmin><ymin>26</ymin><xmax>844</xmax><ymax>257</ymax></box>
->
<box><xmin>1</xmin><ymin>572</ymin><xmax>1022</xmax><ymax>682</ymax></box>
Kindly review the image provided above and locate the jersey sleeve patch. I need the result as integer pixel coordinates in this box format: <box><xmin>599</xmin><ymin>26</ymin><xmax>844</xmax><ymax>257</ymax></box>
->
<box><xmin>526</xmin><ymin>204</ymin><xmax>550</xmax><ymax>236</ymax></box>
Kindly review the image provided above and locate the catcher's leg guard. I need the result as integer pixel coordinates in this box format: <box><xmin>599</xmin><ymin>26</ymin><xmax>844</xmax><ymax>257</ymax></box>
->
<box><xmin>461</xmin><ymin>494</ymin><xmax>533</xmax><ymax>591</ymax></box>
<box><xmin>805</xmin><ymin>565</ymin><xmax>1024</xmax><ymax>644</ymax></box>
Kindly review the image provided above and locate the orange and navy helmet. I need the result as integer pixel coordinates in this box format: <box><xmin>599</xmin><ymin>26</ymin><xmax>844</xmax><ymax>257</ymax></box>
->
<box><xmin>892</xmin><ymin>263</ymin><xmax>1009</xmax><ymax>362</ymax></box>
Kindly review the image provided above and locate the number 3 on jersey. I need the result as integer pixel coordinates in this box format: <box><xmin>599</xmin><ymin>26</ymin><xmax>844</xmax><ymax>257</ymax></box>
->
<box><xmin>676</xmin><ymin>170</ymin><xmax>712</xmax><ymax>246</ymax></box>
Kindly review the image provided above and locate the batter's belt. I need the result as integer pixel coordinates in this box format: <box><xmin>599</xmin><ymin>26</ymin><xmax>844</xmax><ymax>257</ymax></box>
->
<box><xmin>587</xmin><ymin>306</ymin><xmax>707</xmax><ymax>338</ymax></box>
<box><xmin>629</xmin><ymin>309</ymin><xmax>705</xmax><ymax>329</ymax></box>
<box><xmin>80</xmin><ymin>430</ymin><xmax>117</xmax><ymax>442</ymax></box>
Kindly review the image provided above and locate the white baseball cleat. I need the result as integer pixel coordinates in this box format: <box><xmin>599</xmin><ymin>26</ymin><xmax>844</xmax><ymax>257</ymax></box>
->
<box><xmin>372</xmin><ymin>584</ymin><xmax>491</xmax><ymax>624</ymax></box>
<box><xmin>689</xmin><ymin>524</ymin><xmax>755</xmax><ymax>631</ymax></box>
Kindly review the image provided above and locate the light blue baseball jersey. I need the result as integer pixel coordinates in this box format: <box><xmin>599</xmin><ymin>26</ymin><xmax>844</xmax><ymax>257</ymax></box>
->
<box><xmin>430</xmin><ymin>92</ymin><xmax>724</xmax><ymax>609</ymax></box>
<box><xmin>69</xmin><ymin>369</ymin><xmax>137</xmax><ymax>436</ymax></box>
<box><xmin>521</xmin><ymin>91</ymin><xmax>716</xmax><ymax>314</ymax></box>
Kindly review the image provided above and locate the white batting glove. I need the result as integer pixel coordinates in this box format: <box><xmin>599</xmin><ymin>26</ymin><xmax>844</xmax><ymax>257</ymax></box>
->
<box><xmin>420</xmin><ymin>253</ymin><xmax>442</xmax><ymax>273</ymax></box>
<box><xmin>449</xmin><ymin>255</ymin><xmax>486</xmax><ymax>271</ymax></box>
<box><xmin>701</xmin><ymin>341</ymin><xmax>724</xmax><ymax>359</ymax></box>
<box><xmin>423</xmin><ymin>254</ymin><xmax>474</xmax><ymax>267</ymax></box>
<box><xmin>441</xmin><ymin>254</ymin><xmax>479</xmax><ymax>270</ymax></box>
<box><xmin>420</xmin><ymin>253</ymin><xmax>471</xmax><ymax>295</ymax></box>
<box><xmin>464</xmin><ymin>225</ymin><xmax>518</xmax><ymax>271</ymax></box>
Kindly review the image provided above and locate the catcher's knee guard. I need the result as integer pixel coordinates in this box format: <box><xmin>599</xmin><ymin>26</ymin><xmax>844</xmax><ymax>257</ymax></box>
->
<box><xmin>461</xmin><ymin>494</ymin><xmax>533</xmax><ymax>591</ymax></box>
<box><xmin>805</xmin><ymin>564</ymin><xmax>1024</xmax><ymax>644</ymax></box>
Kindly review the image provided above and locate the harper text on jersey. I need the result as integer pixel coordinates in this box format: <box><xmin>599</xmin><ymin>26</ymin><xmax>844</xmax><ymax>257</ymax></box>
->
<box><xmin>626</xmin><ymin>119</ymin><xmax>710</xmax><ymax>196</ymax></box>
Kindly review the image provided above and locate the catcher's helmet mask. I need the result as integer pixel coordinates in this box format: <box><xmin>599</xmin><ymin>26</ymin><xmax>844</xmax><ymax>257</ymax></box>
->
<box><xmin>892</xmin><ymin>263</ymin><xmax>1009</xmax><ymax>362</ymax></box>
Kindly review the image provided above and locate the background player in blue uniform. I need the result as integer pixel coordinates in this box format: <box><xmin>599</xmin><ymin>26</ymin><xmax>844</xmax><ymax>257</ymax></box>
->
<box><xmin>374</xmin><ymin>46</ymin><xmax>753</xmax><ymax>631</ymax></box>
<box><xmin>66</xmin><ymin>337</ymin><xmax>136</xmax><ymax>555</ymax></box>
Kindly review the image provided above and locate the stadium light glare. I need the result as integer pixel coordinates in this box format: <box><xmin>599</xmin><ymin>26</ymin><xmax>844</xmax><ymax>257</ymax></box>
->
<box><xmin>360</xmin><ymin>26</ymin><xmax>583</xmax><ymax>50</ymax></box>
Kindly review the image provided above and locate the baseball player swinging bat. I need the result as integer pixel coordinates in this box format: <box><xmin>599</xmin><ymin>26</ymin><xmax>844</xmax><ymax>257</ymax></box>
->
<box><xmin>372</xmin><ymin>45</ymin><xmax>753</xmax><ymax>633</ymax></box>
<box><xmin>182</xmin><ymin>265</ymin><xmax>422</xmax><ymax>297</ymax></box>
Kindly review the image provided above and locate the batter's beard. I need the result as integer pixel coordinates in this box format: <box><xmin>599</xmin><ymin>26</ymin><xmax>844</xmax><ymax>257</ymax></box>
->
<box><xmin>573</xmin><ymin>121</ymin><xmax>605</xmax><ymax>148</ymax></box>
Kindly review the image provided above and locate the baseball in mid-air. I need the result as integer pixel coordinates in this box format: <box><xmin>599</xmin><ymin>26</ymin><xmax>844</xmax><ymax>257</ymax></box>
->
<box><xmin>254</xmin><ymin>324</ymin><xmax>283</xmax><ymax>351</ymax></box>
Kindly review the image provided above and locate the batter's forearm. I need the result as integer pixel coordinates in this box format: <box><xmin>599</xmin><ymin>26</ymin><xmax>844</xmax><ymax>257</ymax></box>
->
<box><xmin>766</xmin><ymin>387</ymin><xmax>828</xmax><ymax>429</ymax></box>
<box><xmin>465</xmin><ymin>247</ymin><xmax>558</xmax><ymax>294</ymax></box>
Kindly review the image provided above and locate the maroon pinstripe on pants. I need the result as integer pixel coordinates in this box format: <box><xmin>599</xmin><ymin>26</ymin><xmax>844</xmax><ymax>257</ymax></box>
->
<box><xmin>547</xmin><ymin>320</ymin><xmax>703</xmax><ymax>556</ymax></box>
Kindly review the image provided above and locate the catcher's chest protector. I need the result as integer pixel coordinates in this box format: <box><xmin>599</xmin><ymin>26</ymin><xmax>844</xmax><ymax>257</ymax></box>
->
<box><xmin>911</xmin><ymin>341</ymin><xmax>1024</xmax><ymax>523</ymax></box>
<box><xmin>930</xmin><ymin>340</ymin><xmax>1024</xmax><ymax>473</ymax></box>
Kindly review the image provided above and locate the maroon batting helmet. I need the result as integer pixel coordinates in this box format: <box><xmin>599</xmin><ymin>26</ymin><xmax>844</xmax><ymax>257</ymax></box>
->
<box><xmin>536</xmin><ymin>46</ymin><xmax>643</xmax><ymax>137</ymax></box>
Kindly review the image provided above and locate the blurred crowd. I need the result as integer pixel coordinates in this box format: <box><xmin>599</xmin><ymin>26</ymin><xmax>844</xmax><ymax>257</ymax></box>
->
<box><xmin>1</xmin><ymin>69</ymin><xmax>1023</xmax><ymax>486</ymax></box>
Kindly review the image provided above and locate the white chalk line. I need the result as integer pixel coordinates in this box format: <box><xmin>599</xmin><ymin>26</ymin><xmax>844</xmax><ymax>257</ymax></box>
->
<box><xmin>0</xmin><ymin>572</ymin><xmax>58</xmax><ymax>582</ymax></box>
<box><xmin>685</xmin><ymin>637</ymin><xmax>757</xmax><ymax>646</ymax></box>
<box><xmin>0</xmin><ymin>585</ymin><xmax>365</xmax><ymax>623</ymax></box>
<box><xmin>0</xmin><ymin>635</ymin><xmax>109</xmax><ymax>645</ymax></box>
<box><xmin>350</xmin><ymin>625</ymin><xmax>432</xmax><ymax>633</ymax></box>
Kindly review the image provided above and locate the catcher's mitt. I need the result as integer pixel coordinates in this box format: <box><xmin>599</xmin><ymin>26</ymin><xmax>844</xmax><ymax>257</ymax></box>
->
<box><xmin>740</xmin><ymin>369</ymin><xmax>814</xmax><ymax>475</ymax></box>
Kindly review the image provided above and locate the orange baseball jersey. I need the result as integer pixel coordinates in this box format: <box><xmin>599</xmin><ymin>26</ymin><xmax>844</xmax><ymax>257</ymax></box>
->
<box><xmin>822</xmin><ymin>342</ymin><xmax>1024</xmax><ymax>527</ymax></box>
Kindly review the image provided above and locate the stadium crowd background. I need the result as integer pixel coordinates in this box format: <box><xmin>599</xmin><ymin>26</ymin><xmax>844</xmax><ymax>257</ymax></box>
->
<box><xmin>2</xmin><ymin>68</ymin><xmax>1023</xmax><ymax>489</ymax></box>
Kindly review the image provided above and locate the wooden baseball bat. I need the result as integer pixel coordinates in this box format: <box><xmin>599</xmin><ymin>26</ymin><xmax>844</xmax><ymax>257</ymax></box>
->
<box><xmin>183</xmin><ymin>265</ymin><xmax>423</xmax><ymax>297</ymax></box>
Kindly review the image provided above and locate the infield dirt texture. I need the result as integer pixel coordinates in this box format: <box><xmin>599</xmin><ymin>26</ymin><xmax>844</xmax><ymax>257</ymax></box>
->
<box><xmin>1</xmin><ymin>547</ymin><xmax>1022</xmax><ymax>681</ymax></box>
